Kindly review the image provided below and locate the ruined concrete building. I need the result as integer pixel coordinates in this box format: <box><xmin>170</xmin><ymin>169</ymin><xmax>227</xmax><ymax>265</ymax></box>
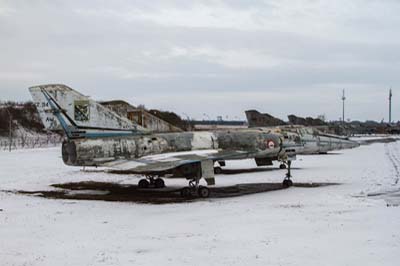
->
<box><xmin>100</xmin><ymin>101</ymin><xmax>183</xmax><ymax>133</ymax></box>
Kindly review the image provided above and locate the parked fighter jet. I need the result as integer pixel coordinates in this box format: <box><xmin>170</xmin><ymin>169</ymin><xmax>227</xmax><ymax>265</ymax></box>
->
<box><xmin>30</xmin><ymin>84</ymin><xmax>299</xmax><ymax>198</ymax></box>
<box><xmin>228</xmin><ymin>125</ymin><xmax>358</xmax><ymax>171</ymax></box>
<box><xmin>245</xmin><ymin>111</ymin><xmax>359</xmax><ymax>168</ymax></box>
<box><xmin>260</xmin><ymin>125</ymin><xmax>359</xmax><ymax>154</ymax></box>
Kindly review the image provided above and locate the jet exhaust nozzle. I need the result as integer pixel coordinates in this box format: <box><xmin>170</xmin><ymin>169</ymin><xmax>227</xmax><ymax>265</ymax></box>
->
<box><xmin>62</xmin><ymin>141</ymin><xmax>78</xmax><ymax>166</ymax></box>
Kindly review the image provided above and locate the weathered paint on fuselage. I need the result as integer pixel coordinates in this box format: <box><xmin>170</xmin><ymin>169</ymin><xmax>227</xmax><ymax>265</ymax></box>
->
<box><xmin>258</xmin><ymin>126</ymin><xmax>359</xmax><ymax>154</ymax></box>
<box><xmin>62</xmin><ymin>130</ymin><xmax>285</xmax><ymax>167</ymax></box>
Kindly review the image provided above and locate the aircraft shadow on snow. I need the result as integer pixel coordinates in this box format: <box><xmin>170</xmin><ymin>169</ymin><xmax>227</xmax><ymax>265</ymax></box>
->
<box><xmin>15</xmin><ymin>180</ymin><xmax>339</xmax><ymax>205</ymax></box>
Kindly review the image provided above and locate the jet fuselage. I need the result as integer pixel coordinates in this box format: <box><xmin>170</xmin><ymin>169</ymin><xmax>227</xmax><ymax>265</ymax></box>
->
<box><xmin>62</xmin><ymin>130</ymin><xmax>285</xmax><ymax>167</ymax></box>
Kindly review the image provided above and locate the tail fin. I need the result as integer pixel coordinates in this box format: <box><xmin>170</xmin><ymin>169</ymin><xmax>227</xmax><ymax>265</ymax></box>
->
<box><xmin>245</xmin><ymin>110</ymin><xmax>286</xmax><ymax>128</ymax></box>
<box><xmin>29</xmin><ymin>84</ymin><xmax>147</xmax><ymax>139</ymax></box>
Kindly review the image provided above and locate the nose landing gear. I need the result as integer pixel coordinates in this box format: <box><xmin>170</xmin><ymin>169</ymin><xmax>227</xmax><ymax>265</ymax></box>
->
<box><xmin>282</xmin><ymin>160</ymin><xmax>294</xmax><ymax>188</ymax></box>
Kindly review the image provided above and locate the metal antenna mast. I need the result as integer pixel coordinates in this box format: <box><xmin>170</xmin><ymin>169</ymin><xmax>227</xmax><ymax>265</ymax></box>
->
<box><xmin>341</xmin><ymin>89</ymin><xmax>346</xmax><ymax>123</ymax></box>
<box><xmin>389</xmin><ymin>88</ymin><xmax>393</xmax><ymax>124</ymax></box>
<box><xmin>5</xmin><ymin>107</ymin><xmax>12</xmax><ymax>152</ymax></box>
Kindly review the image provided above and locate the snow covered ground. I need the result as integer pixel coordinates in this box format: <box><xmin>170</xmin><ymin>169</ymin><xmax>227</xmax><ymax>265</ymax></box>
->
<box><xmin>1</xmin><ymin>141</ymin><xmax>400</xmax><ymax>266</ymax></box>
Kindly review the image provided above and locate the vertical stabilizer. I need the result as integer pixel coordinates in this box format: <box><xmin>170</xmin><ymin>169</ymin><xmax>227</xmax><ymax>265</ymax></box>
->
<box><xmin>29</xmin><ymin>84</ymin><xmax>147</xmax><ymax>138</ymax></box>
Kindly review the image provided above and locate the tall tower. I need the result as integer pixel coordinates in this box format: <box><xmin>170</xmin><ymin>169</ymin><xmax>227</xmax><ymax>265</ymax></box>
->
<box><xmin>342</xmin><ymin>89</ymin><xmax>346</xmax><ymax>123</ymax></box>
<box><xmin>389</xmin><ymin>88</ymin><xmax>393</xmax><ymax>124</ymax></box>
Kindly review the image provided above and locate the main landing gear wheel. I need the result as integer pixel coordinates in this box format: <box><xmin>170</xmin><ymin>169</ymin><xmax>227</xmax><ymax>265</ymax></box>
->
<box><xmin>279</xmin><ymin>164</ymin><xmax>287</xmax><ymax>169</ymax></box>
<box><xmin>154</xmin><ymin>178</ymin><xmax>165</xmax><ymax>188</ymax></box>
<box><xmin>198</xmin><ymin>186</ymin><xmax>210</xmax><ymax>198</ymax></box>
<box><xmin>181</xmin><ymin>187</ymin><xmax>192</xmax><ymax>198</ymax></box>
<box><xmin>138</xmin><ymin>177</ymin><xmax>166</xmax><ymax>189</ymax></box>
<box><xmin>138</xmin><ymin>179</ymin><xmax>150</xmax><ymax>189</ymax></box>
<box><xmin>181</xmin><ymin>179</ymin><xmax>211</xmax><ymax>199</ymax></box>
<box><xmin>214</xmin><ymin>167</ymin><xmax>222</xmax><ymax>175</ymax></box>
<box><xmin>180</xmin><ymin>186</ymin><xmax>210</xmax><ymax>198</ymax></box>
<box><xmin>282</xmin><ymin>179</ymin><xmax>293</xmax><ymax>188</ymax></box>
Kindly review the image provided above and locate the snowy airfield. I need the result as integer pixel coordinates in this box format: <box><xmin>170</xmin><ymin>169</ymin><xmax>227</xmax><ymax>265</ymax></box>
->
<box><xmin>1</xmin><ymin>139</ymin><xmax>400</xmax><ymax>266</ymax></box>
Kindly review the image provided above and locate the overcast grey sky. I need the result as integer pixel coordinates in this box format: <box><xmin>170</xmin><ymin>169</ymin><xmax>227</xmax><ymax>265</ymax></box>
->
<box><xmin>1</xmin><ymin>0</ymin><xmax>399</xmax><ymax>121</ymax></box>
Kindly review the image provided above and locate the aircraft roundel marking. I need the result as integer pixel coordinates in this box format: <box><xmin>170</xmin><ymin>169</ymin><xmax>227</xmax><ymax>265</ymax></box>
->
<box><xmin>265</xmin><ymin>140</ymin><xmax>275</xmax><ymax>149</ymax></box>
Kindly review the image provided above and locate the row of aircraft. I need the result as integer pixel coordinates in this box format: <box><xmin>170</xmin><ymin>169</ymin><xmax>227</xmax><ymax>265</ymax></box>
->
<box><xmin>29</xmin><ymin>84</ymin><xmax>359</xmax><ymax>198</ymax></box>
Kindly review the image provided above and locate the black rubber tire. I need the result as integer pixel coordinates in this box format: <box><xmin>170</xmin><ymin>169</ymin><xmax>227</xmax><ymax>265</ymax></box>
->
<box><xmin>138</xmin><ymin>179</ymin><xmax>150</xmax><ymax>189</ymax></box>
<box><xmin>198</xmin><ymin>186</ymin><xmax>210</xmax><ymax>198</ymax></box>
<box><xmin>214</xmin><ymin>167</ymin><xmax>222</xmax><ymax>175</ymax></box>
<box><xmin>181</xmin><ymin>187</ymin><xmax>192</xmax><ymax>198</ymax></box>
<box><xmin>282</xmin><ymin>179</ymin><xmax>293</xmax><ymax>188</ymax></box>
<box><xmin>154</xmin><ymin>178</ymin><xmax>165</xmax><ymax>188</ymax></box>
<box><xmin>279</xmin><ymin>164</ymin><xmax>287</xmax><ymax>169</ymax></box>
